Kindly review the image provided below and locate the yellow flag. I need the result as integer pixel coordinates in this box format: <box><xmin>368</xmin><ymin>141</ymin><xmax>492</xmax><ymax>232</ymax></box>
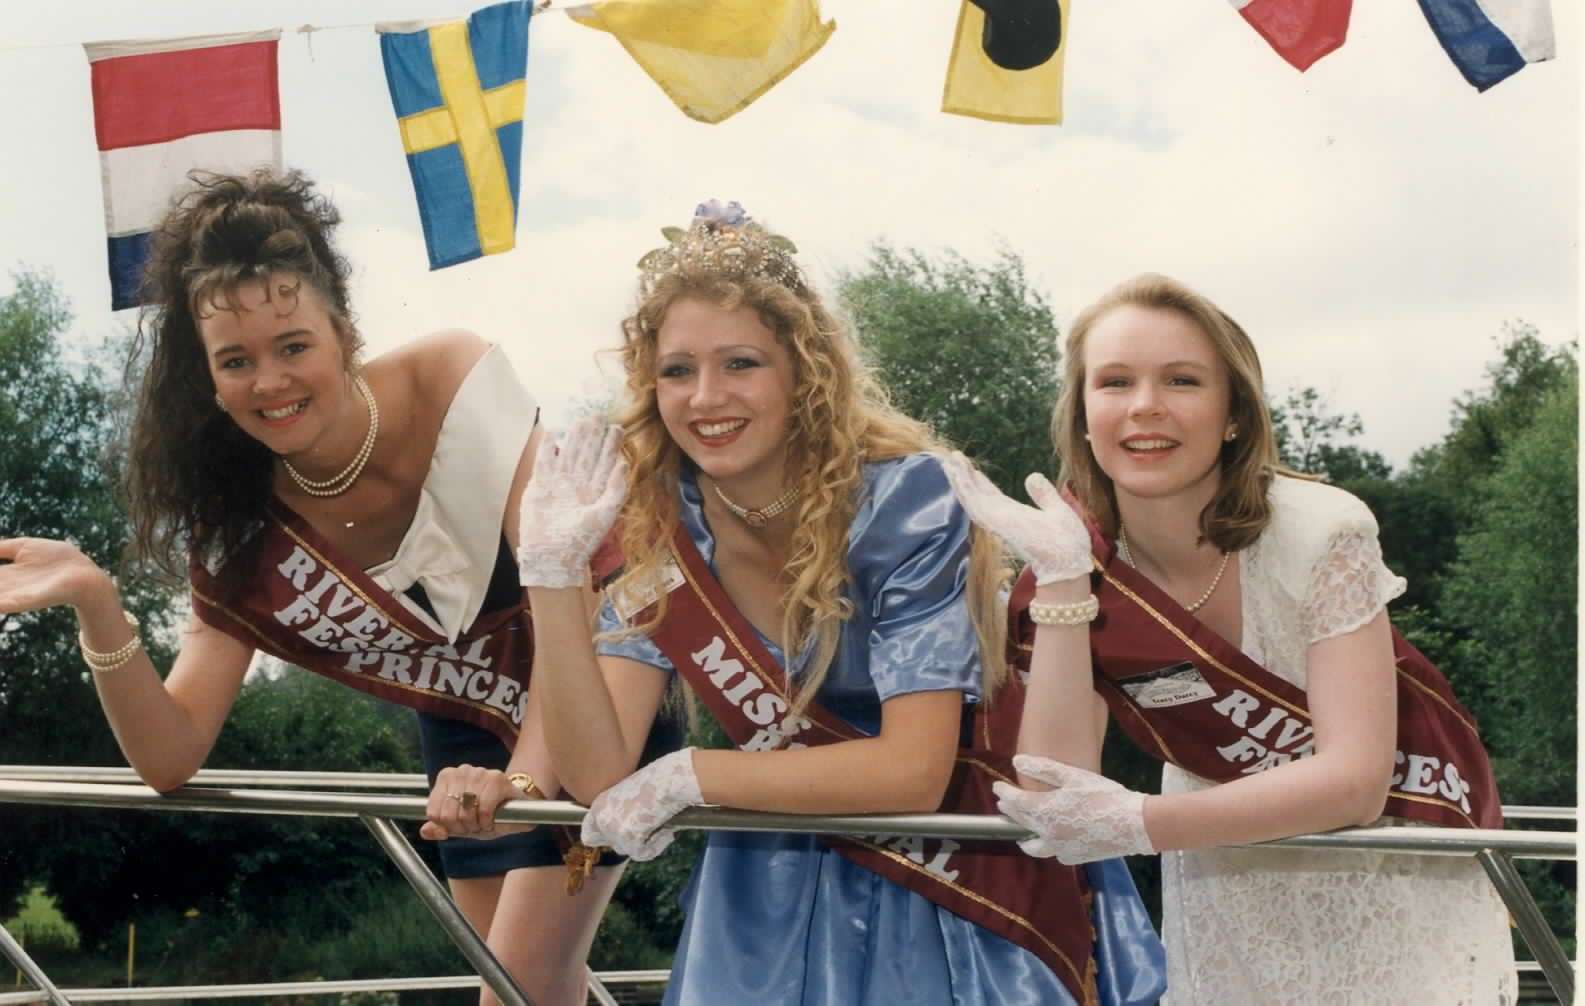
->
<box><xmin>941</xmin><ymin>0</ymin><xmax>1067</xmax><ymax>125</ymax></box>
<box><xmin>571</xmin><ymin>0</ymin><xmax>835</xmax><ymax>124</ymax></box>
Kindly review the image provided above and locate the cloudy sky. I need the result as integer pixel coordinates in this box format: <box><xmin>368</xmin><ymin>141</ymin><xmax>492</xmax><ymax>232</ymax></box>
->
<box><xmin>2</xmin><ymin>1</ymin><xmax>1577</xmax><ymax>468</ymax></box>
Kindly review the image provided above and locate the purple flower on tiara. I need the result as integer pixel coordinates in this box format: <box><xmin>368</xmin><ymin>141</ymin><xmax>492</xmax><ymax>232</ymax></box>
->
<box><xmin>693</xmin><ymin>199</ymin><xmax>748</xmax><ymax>228</ymax></box>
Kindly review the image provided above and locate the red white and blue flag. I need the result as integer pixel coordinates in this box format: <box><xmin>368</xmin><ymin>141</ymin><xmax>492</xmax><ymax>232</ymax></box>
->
<box><xmin>84</xmin><ymin>31</ymin><xmax>283</xmax><ymax>310</ymax></box>
<box><xmin>1230</xmin><ymin>0</ymin><xmax>1352</xmax><ymax>72</ymax></box>
<box><xmin>1417</xmin><ymin>0</ymin><xmax>1554</xmax><ymax>91</ymax></box>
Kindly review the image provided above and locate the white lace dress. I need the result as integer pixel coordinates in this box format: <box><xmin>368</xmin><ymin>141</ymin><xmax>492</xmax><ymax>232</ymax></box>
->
<box><xmin>1159</xmin><ymin>476</ymin><xmax>1517</xmax><ymax>1006</ymax></box>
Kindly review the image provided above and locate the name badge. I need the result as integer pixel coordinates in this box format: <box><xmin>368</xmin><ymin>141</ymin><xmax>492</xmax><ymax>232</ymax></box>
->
<box><xmin>1117</xmin><ymin>661</ymin><xmax>1217</xmax><ymax>709</ymax></box>
<box><xmin>610</xmin><ymin>559</ymin><xmax>686</xmax><ymax>623</ymax></box>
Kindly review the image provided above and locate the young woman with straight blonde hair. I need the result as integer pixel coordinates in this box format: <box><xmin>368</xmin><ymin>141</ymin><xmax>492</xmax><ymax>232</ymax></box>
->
<box><xmin>943</xmin><ymin>273</ymin><xmax>1516</xmax><ymax>1005</ymax></box>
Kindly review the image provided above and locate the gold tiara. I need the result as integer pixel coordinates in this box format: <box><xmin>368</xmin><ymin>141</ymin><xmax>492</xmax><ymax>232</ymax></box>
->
<box><xmin>637</xmin><ymin>200</ymin><xmax>805</xmax><ymax>295</ymax></box>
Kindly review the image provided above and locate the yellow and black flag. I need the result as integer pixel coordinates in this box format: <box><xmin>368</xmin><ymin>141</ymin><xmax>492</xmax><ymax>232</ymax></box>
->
<box><xmin>942</xmin><ymin>0</ymin><xmax>1067</xmax><ymax>125</ymax></box>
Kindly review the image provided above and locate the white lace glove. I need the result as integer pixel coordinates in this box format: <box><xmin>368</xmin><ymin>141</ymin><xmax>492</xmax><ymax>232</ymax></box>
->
<box><xmin>938</xmin><ymin>452</ymin><xmax>1092</xmax><ymax>585</ymax></box>
<box><xmin>580</xmin><ymin>748</ymin><xmax>703</xmax><ymax>862</ymax></box>
<box><xmin>517</xmin><ymin>418</ymin><xmax>628</xmax><ymax>589</ymax></box>
<box><xmin>992</xmin><ymin>754</ymin><xmax>1155</xmax><ymax>865</ymax></box>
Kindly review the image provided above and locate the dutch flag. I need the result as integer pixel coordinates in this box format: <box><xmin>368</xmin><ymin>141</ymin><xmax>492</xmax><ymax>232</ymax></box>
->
<box><xmin>1417</xmin><ymin>0</ymin><xmax>1555</xmax><ymax>91</ymax></box>
<box><xmin>84</xmin><ymin>31</ymin><xmax>283</xmax><ymax>310</ymax></box>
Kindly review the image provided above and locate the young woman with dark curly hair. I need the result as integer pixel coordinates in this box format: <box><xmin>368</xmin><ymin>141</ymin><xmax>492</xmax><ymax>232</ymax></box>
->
<box><xmin>0</xmin><ymin>169</ymin><xmax>668</xmax><ymax>1006</ymax></box>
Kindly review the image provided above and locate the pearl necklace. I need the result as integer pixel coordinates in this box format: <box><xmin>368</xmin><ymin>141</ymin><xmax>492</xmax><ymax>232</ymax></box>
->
<box><xmin>712</xmin><ymin>481</ymin><xmax>798</xmax><ymax>528</ymax></box>
<box><xmin>1117</xmin><ymin>523</ymin><xmax>1230</xmax><ymax>613</ymax></box>
<box><xmin>281</xmin><ymin>375</ymin><xmax>380</xmax><ymax>498</ymax></box>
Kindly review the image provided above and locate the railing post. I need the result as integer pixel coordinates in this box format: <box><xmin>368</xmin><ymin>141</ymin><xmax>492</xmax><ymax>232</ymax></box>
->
<box><xmin>359</xmin><ymin>816</ymin><xmax>535</xmax><ymax>1006</ymax></box>
<box><xmin>1476</xmin><ymin>848</ymin><xmax>1575</xmax><ymax>1004</ymax></box>
<box><xmin>0</xmin><ymin>924</ymin><xmax>69</xmax><ymax>1006</ymax></box>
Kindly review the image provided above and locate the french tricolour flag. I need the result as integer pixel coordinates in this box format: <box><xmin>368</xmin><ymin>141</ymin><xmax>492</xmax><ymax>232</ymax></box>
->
<box><xmin>85</xmin><ymin>31</ymin><xmax>282</xmax><ymax>310</ymax></box>
<box><xmin>1417</xmin><ymin>0</ymin><xmax>1554</xmax><ymax>91</ymax></box>
<box><xmin>1230</xmin><ymin>0</ymin><xmax>1352</xmax><ymax>72</ymax></box>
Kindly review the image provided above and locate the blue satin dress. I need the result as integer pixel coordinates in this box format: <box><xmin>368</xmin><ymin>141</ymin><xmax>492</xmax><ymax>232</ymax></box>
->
<box><xmin>596</xmin><ymin>454</ymin><xmax>1166</xmax><ymax>1006</ymax></box>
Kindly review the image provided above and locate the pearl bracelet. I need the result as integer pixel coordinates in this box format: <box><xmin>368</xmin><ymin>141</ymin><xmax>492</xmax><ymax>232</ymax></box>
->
<box><xmin>1028</xmin><ymin>595</ymin><xmax>1099</xmax><ymax>626</ymax></box>
<box><xmin>80</xmin><ymin>610</ymin><xmax>142</xmax><ymax>673</ymax></box>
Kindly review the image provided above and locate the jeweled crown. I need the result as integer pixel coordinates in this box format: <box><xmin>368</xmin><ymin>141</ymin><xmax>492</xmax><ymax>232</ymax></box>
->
<box><xmin>637</xmin><ymin>199</ymin><xmax>805</xmax><ymax>295</ymax></box>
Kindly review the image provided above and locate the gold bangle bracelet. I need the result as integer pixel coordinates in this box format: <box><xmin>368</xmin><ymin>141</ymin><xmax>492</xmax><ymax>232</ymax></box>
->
<box><xmin>1028</xmin><ymin>596</ymin><xmax>1099</xmax><ymax>626</ymax></box>
<box><xmin>80</xmin><ymin>611</ymin><xmax>142</xmax><ymax>673</ymax></box>
<box><xmin>507</xmin><ymin>772</ymin><xmax>546</xmax><ymax>800</ymax></box>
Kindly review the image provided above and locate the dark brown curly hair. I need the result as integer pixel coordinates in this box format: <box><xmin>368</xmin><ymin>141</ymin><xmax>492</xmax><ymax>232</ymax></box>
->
<box><xmin>123</xmin><ymin>169</ymin><xmax>361</xmax><ymax>580</ymax></box>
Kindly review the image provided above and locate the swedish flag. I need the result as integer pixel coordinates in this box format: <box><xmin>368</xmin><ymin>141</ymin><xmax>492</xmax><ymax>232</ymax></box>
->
<box><xmin>380</xmin><ymin>1</ymin><xmax>531</xmax><ymax>270</ymax></box>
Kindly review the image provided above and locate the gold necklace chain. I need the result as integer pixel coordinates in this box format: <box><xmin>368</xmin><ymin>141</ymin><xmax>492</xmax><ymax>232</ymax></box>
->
<box><xmin>1117</xmin><ymin>522</ymin><xmax>1230</xmax><ymax>613</ymax></box>
<box><xmin>281</xmin><ymin>375</ymin><xmax>379</xmax><ymax>498</ymax></box>
<box><xmin>712</xmin><ymin>481</ymin><xmax>798</xmax><ymax>528</ymax></box>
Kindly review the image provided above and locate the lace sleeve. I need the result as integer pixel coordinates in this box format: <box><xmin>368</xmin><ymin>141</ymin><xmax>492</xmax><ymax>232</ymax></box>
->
<box><xmin>1300</xmin><ymin>529</ymin><xmax>1407</xmax><ymax>645</ymax></box>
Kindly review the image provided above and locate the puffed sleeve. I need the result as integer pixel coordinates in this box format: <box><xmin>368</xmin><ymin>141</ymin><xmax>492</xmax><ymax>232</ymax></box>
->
<box><xmin>849</xmin><ymin>454</ymin><xmax>982</xmax><ymax>704</ymax></box>
<box><xmin>593</xmin><ymin>593</ymin><xmax>675</xmax><ymax>673</ymax></box>
<box><xmin>1268</xmin><ymin>477</ymin><xmax>1407</xmax><ymax>645</ymax></box>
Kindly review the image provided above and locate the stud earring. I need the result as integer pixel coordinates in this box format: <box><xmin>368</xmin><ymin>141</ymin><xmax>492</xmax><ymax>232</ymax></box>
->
<box><xmin>1224</xmin><ymin>425</ymin><xmax>1238</xmax><ymax>442</ymax></box>
<box><xmin>215</xmin><ymin>393</ymin><xmax>225</xmax><ymax>411</ymax></box>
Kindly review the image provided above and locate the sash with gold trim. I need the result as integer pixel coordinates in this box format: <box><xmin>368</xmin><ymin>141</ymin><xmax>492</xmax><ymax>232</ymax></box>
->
<box><xmin>190</xmin><ymin>500</ymin><xmax>538</xmax><ymax>750</ymax></box>
<box><xmin>1007</xmin><ymin>527</ymin><xmax>1502</xmax><ymax>830</ymax></box>
<box><xmin>646</xmin><ymin>525</ymin><xmax>1102</xmax><ymax>1005</ymax></box>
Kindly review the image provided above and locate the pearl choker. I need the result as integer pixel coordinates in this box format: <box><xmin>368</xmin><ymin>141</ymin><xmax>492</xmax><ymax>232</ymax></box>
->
<box><xmin>1117</xmin><ymin>523</ymin><xmax>1230</xmax><ymax>614</ymax></box>
<box><xmin>281</xmin><ymin>375</ymin><xmax>380</xmax><ymax>498</ymax></box>
<box><xmin>712</xmin><ymin>481</ymin><xmax>798</xmax><ymax>528</ymax></box>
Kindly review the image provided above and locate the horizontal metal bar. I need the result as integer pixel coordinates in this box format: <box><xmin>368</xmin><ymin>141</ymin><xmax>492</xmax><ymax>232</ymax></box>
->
<box><xmin>0</xmin><ymin>779</ymin><xmax>1573</xmax><ymax>859</ymax></box>
<box><xmin>0</xmin><ymin>766</ymin><xmax>430</xmax><ymax>790</ymax></box>
<box><xmin>0</xmin><ymin>971</ymin><xmax>672</xmax><ymax>1004</ymax></box>
<box><xmin>1</xmin><ymin>768</ymin><xmax>1573</xmax><ymax>826</ymax></box>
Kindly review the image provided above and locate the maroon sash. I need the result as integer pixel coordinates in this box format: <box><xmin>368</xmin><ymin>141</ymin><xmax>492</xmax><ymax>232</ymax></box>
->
<box><xmin>1008</xmin><ymin>527</ymin><xmax>1502</xmax><ymax>830</ymax></box>
<box><xmin>190</xmin><ymin>500</ymin><xmax>537</xmax><ymax>751</ymax></box>
<box><xmin>644</xmin><ymin>525</ymin><xmax>1102</xmax><ymax>1005</ymax></box>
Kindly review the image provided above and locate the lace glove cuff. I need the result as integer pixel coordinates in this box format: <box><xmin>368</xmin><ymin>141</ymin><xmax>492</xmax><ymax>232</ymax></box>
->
<box><xmin>992</xmin><ymin>754</ymin><xmax>1155</xmax><ymax>865</ymax></box>
<box><xmin>580</xmin><ymin>748</ymin><xmax>703</xmax><ymax>862</ymax></box>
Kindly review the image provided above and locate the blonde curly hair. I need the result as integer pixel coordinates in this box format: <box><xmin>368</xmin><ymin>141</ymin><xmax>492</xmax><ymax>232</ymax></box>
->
<box><xmin>613</xmin><ymin>270</ymin><xmax>1010</xmax><ymax>716</ymax></box>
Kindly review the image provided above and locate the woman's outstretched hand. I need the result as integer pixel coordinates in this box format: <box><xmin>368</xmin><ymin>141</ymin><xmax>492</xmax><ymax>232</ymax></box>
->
<box><xmin>516</xmin><ymin>418</ymin><xmax>628</xmax><ymax>589</ymax></box>
<box><xmin>937</xmin><ymin>453</ymin><xmax>1092</xmax><ymax>585</ymax></box>
<box><xmin>0</xmin><ymin>537</ymin><xmax>113</xmax><ymax>615</ymax></box>
<box><xmin>580</xmin><ymin>748</ymin><xmax>703</xmax><ymax>862</ymax></box>
<box><xmin>993</xmin><ymin>754</ymin><xmax>1155</xmax><ymax>865</ymax></box>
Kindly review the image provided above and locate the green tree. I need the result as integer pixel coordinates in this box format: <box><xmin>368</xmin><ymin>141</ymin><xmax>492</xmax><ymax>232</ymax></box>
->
<box><xmin>1407</xmin><ymin>323</ymin><xmax>1576</xmax><ymax>514</ymax></box>
<box><xmin>0</xmin><ymin>271</ymin><xmax>183</xmax><ymax>920</ymax></box>
<box><xmin>838</xmin><ymin>243</ymin><xmax>1061</xmax><ymax>493</ymax></box>
<box><xmin>1270</xmin><ymin>386</ymin><xmax>1391</xmax><ymax>483</ymax></box>
<box><xmin>1437</xmin><ymin>373</ymin><xmax>1577</xmax><ymax>807</ymax></box>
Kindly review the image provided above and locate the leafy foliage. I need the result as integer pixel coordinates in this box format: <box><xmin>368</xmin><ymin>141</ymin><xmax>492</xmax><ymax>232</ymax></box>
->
<box><xmin>0</xmin><ymin>271</ymin><xmax>184</xmax><ymax>919</ymax></box>
<box><xmin>1271</xmin><ymin>385</ymin><xmax>1391</xmax><ymax>483</ymax></box>
<box><xmin>838</xmin><ymin>243</ymin><xmax>1061</xmax><ymax>494</ymax></box>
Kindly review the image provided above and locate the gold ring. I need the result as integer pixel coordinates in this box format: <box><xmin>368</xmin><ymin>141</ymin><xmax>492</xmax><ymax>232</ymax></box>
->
<box><xmin>460</xmin><ymin>791</ymin><xmax>479</xmax><ymax>810</ymax></box>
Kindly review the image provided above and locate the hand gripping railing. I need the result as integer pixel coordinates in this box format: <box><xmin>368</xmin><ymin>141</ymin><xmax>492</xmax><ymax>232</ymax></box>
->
<box><xmin>0</xmin><ymin>771</ymin><xmax>1575</xmax><ymax>1005</ymax></box>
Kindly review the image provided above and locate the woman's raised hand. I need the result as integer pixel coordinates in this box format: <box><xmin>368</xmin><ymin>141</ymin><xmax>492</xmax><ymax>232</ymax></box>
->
<box><xmin>0</xmin><ymin>537</ymin><xmax>114</xmax><ymax>616</ymax></box>
<box><xmin>937</xmin><ymin>453</ymin><xmax>1093</xmax><ymax>585</ymax></box>
<box><xmin>516</xmin><ymin>418</ymin><xmax>629</xmax><ymax>589</ymax></box>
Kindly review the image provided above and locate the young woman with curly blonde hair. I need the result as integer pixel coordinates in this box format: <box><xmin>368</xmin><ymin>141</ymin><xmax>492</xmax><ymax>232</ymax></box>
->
<box><xmin>513</xmin><ymin>202</ymin><xmax>1165</xmax><ymax>1006</ymax></box>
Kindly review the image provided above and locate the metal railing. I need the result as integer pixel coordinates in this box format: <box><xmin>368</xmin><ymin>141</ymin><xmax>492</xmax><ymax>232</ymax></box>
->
<box><xmin>0</xmin><ymin>770</ymin><xmax>1575</xmax><ymax>1005</ymax></box>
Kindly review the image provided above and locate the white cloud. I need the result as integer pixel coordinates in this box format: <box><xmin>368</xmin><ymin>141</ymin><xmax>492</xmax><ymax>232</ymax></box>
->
<box><xmin>1</xmin><ymin>0</ymin><xmax>1576</xmax><ymax>465</ymax></box>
